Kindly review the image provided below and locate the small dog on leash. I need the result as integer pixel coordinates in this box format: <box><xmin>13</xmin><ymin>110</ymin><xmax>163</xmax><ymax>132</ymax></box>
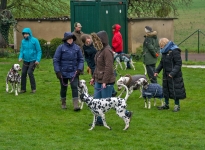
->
<box><xmin>80</xmin><ymin>91</ymin><xmax>132</xmax><ymax>131</ymax></box>
<box><xmin>78</xmin><ymin>79</ymin><xmax>88</xmax><ymax>109</ymax></box>
<box><xmin>135</xmin><ymin>78</ymin><xmax>164</xmax><ymax>109</ymax></box>
<box><xmin>117</xmin><ymin>64</ymin><xmax>147</xmax><ymax>99</ymax></box>
<box><xmin>6</xmin><ymin>64</ymin><xmax>21</xmax><ymax>96</ymax></box>
<box><xmin>113</xmin><ymin>52</ymin><xmax>135</xmax><ymax>70</ymax></box>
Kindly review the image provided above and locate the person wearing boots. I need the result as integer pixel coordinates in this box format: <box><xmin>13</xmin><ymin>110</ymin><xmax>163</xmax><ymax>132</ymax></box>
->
<box><xmin>143</xmin><ymin>26</ymin><xmax>160</xmax><ymax>83</ymax></box>
<box><xmin>154</xmin><ymin>38</ymin><xmax>186</xmax><ymax>112</ymax></box>
<box><xmin>18</xmin><ymin>28</ymin><xmax>42</xmax><ymax>94</ymax></box>
<box><xmin>90</xmin><ymin>31</ymin><xmax>132</xmax><ymax>126</ymax></box>
<box><xmin>53</xmin><ymin>32</ymin><xmax>84</xmax><ymax>111</ymax></box>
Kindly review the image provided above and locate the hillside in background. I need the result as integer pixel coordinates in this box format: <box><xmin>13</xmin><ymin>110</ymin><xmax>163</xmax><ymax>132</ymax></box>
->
<box><xmin>174</xmin><ymin>0</ymin><xmax>205</xmax><ymax>52</ymax></box>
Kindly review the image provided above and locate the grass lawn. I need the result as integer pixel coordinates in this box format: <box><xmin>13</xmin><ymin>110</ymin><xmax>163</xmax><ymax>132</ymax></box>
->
<box><xmin>174</xmin><ymin>0</ymin><xmax>205</xmax><ymax>52</ymax></box>
<box><xmin>0</xmin><ymin>58</ymin><xmax>205</xmax><ymax>150</ymax></box>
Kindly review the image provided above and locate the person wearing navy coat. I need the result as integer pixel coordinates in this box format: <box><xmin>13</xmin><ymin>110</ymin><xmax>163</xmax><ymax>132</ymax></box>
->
<box><xmin>53</xmin><ymin>32</ymin><xmax>84</xmax><ymax>111</ymax></box>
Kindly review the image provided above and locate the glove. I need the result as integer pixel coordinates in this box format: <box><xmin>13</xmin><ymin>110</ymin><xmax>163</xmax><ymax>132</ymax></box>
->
<box><xmin>56</xmin><ymin>72</ymin><xmax>62</xmax><ymax>79</ymax></box>
<box><xmin>155</xmin><ymin>53</ymin><xmax>159</xmax><ymax>57</ymax></box>
<box><xmin>76</xmin><ymin>69</ymin><xmax>81</xmax><ymax>75</ymax></box>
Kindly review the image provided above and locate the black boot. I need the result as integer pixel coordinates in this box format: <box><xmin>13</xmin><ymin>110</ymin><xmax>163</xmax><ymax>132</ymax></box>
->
<box><xmin>157</xmin><ymin>104</ymin><xmax>169</xmax><ymax>110</ymax></box>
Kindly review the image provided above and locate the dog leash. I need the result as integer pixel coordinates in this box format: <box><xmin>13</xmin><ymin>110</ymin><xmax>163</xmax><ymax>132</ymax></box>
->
<box><xmin>61</xmin><ymin>72</ymin><xmax>77</xmax><ymax>86</ymax></box>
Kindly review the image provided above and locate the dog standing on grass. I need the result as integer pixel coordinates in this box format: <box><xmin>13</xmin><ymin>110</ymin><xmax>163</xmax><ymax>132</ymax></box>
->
<box><xmin>113</xmin><ymin>52</ymin><xmax>135</xmax><ymax>70</ymax></box>
<box><xmin>78</xmin><ymin>79</ymin><xmax>88</xmax><ymax>109</ymax></box>
<box><xmin>80</xmin><ymin>85</ymin><xmax>132</xmax><ymax>130</ymax></box>
<box><xmin>117</xmin><ymin>64</ymin><xmax>147</xmax><ymax>99</ymax></box>
<box><xmin>6</xmin><ymin>64</ymin><xmax>21</xmax><ymax>96</ymax></box>
<box><xmin>135</xmin><ymin>78</ymin><xmax>164</xmax><ymax>109</ymax></box>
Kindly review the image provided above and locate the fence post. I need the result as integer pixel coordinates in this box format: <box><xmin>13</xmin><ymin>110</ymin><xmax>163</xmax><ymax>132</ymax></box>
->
<box><xmin>198</xmin><ymin>29</ymin><xmax>200</xmax><ymax>53</ymax></box>
<box><xmin>185</xmin><ymin>49</ymin><xmax>188</xmax><ymax>61</ymax></box>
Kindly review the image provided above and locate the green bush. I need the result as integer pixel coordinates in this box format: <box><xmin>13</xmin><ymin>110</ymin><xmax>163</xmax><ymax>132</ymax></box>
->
<box><xmin>132</xmin><ymin>45</ymin><xmax>143</xmax><ymax>61</ymax></box>
<box><xmin>38</xmin><ymin>38</ymin><xmax>47</xmax><ymax>58</ymax></box>
<box><xmin>50</xmin><ymin>38</ymin><xmax>63</xmax><ymax>58</ymax></box>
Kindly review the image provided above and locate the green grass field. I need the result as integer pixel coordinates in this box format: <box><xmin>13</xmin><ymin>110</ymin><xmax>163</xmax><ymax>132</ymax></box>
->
<box><xmin>174</xmin><ymin>0</ymin><xmax>205</xmax><ymax>52</ymax></box>
<box><xmin>0</xmin><ymin>58</ymin><xmax>205</xmax><ymax>149</ymax></box>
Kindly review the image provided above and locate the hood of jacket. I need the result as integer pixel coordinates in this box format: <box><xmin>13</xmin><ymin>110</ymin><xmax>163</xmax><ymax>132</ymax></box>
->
<box><xmin>113</xmin><ymin>24</ymin><xmax>121</xmax><ymax>33</ymax></box>
<box><xmin>96</xmin><ymin>31</ymin><xmax>109</xmax><ymax>47</ymax></box>
<box><xmin>62</xmin><ymin>32</ymin><xmax>76</xmax><ymax>42</ymax></box>
<box><xmin>145</xmin><ymin>31</ymin><xmax>157</xmax><ymax>39</ymax></box>
<box><xmin>22</xmin><ymin>28</ymin><xmax>33</xmax><ymax>39</ymax></box>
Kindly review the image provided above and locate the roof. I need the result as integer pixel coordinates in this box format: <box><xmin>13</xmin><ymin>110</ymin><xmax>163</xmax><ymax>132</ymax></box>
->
<box><xmin>15</xmin><ymin>16</ymin><xmax>70</xmax><ymax>21</ymax></box>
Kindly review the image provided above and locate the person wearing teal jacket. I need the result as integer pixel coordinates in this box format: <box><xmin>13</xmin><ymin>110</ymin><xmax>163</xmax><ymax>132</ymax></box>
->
<box><xmin>18</xmin><ymin>28</ymin><xmax>42</xmax><ymax>93</ymax></box>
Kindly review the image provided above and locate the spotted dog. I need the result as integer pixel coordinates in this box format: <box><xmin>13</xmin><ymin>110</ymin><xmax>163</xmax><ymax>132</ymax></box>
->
<box><xmin>113</xmin><ymin>52</ymin><xmax>135</xmax><ymax>70</ymax></box>
<box><xmin>6</xmin><ymin>64</ymin><xmax>21</xmax><ymax>96</ymax></box>
<box><xmin>135</xmin><ymin>78</ymin><xmax>164</xmax><ymax>109</ymax></box>
<box><xmin>117</xmin><ymin>64</ymin><xmax>147</xmax><ymax>99</ymax></box>
<box><xmin>80</xmin><ymin>92</ymin><xmax>132</xmax><ymax>130</ymax></box>
<box><xmin>78</xmin><ymin>79</ymin><xmax>88</xmax><ymax>109</ymax></box>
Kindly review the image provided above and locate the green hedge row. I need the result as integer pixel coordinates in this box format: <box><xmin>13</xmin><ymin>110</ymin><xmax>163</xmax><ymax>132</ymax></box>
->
<box><xmin>38</xmin><ymin>38</ymin><xmax>63</xmax><ymax>58</ymax></box>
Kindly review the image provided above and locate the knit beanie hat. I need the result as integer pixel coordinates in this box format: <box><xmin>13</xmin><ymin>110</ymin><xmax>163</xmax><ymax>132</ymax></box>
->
<box><xmin>145</xmin><ymin>26</ymin><xmax>153</xmax><ymax>33</ymax></box>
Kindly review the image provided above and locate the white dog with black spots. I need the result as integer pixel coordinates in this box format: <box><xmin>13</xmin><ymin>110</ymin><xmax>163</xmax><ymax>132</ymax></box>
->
<box><xmin>80</xmin><ymin>85</ymin><xmax>132</xmax><ymax>130</ymax></box>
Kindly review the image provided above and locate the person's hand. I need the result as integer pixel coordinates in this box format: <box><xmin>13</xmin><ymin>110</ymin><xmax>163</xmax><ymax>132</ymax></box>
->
<box><xmin>154</xmin><ymin>73</ymin><xmax>158</xmax><ymax>77</ymax></box>
<box><xmin>35</xmin><ymin>61</ymin><xmax>39</xmax><ymax>65</ymax></box>
<box><xmin>19</xmin><ymin>59</ymin><xmax>22</xmax><ymax>62</ymax></box>
<box><xmin>169</xmin><ymin>74</ymin><xmax>172</xmax><ymax>78</ymax></box>
<box><xmin>155</xmin><ymin>53</ymin><xmax>159</xmax><ymax>57</ymax></box>
<box><xmin>56</xmin><ymin>72</ymin><xmax>62</xmax><ymax>79</ymax></box>
<box><xmin>90</xmin><ymin>78</ymin><xmax>94</xmax><ymax>85</ymax></box>
<box><xmin>102</xmin><ymin>83</ymin><xmax>106</xmax><ymax>88</ymax></box>
<box><xmin>76</xmin><ymin>69</ymin><xmax>81</xmax><ymax>75</ymax></box>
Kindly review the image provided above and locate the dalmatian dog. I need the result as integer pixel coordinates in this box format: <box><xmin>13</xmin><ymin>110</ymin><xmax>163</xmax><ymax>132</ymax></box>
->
<box><xmin>6</xmin><ymin>64</ymin><xmax>21</xmax><ymax>96</ymax></box>
<box><xmin>135</xmin><ymin>78</ymin><xmax>164</xmax><ymax>109</ymax></box>
<box><xmin>113</xmin><ymin>52</ymin><xmax>135</xmax><ymax>70</ymax></box>
<box><xmin>117</xmin><ymin>64</ymin><xmax>147</xmax><ymax>99</ymax></box>
<box><xmin>79</xmin><ymin>85</ymin><xmax>132</xmax><ymax>131</ymax></box>
<box><xmin>78</xmin><ymin>79</ymin><xmax>88</xmax><ymax>109</ymax></box>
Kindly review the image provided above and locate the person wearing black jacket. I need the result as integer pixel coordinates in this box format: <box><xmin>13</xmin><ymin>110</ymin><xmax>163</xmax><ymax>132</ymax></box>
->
<box><xmin>154</xmin><ymin>38</ymin><xmax>186</xmax><ymax>112</ymax></box>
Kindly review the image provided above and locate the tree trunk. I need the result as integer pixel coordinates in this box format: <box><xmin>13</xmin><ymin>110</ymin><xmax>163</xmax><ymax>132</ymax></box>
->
<box><xmin>0</xmin><ymin>32</ymin><xmax>7</xmax><ymax>48</ymax></box>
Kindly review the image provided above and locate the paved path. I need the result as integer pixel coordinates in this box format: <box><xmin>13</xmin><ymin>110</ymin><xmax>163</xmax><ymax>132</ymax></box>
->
<box><xmin>181</xmin><ymin>52</ymin><xmax>205</xmax><ymax>61</ymax></box>
<box><xmin>182</xmin><ymin>65</ymin><xmax>205</xmax><ymax>68</ymax></box>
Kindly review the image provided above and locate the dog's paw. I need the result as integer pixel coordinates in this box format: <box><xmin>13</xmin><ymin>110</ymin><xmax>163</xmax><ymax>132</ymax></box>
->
<box><xmin>123</xmin><ymin>126</ymin><xmax>129</xmax><ymax>130</ymax></box>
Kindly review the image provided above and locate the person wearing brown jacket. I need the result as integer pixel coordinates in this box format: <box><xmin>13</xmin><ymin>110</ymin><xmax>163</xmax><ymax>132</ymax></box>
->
<box><xmin>90</xmin><ymin>31</ymin><xmax>132</xmax><ymax>125</ymax></box>
<box><xmin>90</xmin><ymin>31</ymin><xmax>115</xmax><ymax>98</ymax></box>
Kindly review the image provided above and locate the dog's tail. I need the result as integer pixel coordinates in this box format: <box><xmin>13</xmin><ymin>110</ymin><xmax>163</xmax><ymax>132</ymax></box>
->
<box><xmin>143</xmin><ymin>64</ymin><xmax>147</xmax><ymax>76</ymax></box>
<box><xmin>119</xmin><ymin>84</ymin><xmax>129</xmax><ymax>102</ymax></box>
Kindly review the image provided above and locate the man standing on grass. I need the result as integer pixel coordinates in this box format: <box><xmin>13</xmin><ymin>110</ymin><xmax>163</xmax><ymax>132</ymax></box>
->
<box><xmin>143</xmin><ymin>26</ymin><xmax>160</xmax><ymax>83</ymax></box>
<box><xmin>72</xmin><ymin>22</ymin><xmax>84</xmax><ymax>74</ymax></box>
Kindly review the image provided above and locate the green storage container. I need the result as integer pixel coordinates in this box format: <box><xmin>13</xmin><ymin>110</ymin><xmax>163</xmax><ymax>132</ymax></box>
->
<box><xmin>71</xmin><ymin>0</ymin><xmax>128</xmax><ymax>53</ymax></box>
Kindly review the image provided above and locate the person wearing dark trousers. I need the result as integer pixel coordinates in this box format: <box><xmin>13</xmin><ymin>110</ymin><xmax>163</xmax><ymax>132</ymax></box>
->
<box><xmin>18</xmin><ymin>28</ymin><xmax>42</xmax><ymax>94</ymax></box>
<box><xmin>53</xmin><ymin>32</ymin><xmax>84</xmax><ymax>111</ymax></box>
<box><xmin>154</xmin><ymin>38</ymin><xmax>186</xmax><ymax>112</ymax></box>
<box><xmin>143</xmin><ymin>26</ymin><xmax>160</xmax><ymax>83</ymax></box>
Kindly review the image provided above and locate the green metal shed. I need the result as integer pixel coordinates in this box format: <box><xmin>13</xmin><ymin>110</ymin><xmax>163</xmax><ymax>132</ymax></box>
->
<box><xmin>70</xmin><ymin>0</ymin><xmax>128</xmax><ymax>53</ymax></box>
